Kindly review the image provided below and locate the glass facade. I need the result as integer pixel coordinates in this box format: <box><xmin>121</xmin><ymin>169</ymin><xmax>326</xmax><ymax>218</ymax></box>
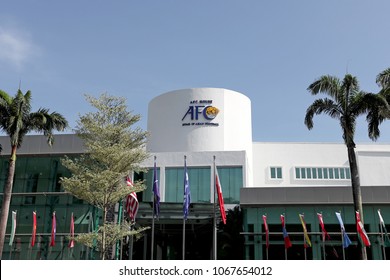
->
<box><xmin>139</xmin><ymin>166</ymin><xmax>243</xmax><ymax>204</ymax></box>
<box><xmin>165</xmin><ymin>167</ymin><xmax>211</xmax><ymax>203</ymax></box>
<box><xmin>243</xmin><ymin>205</ymin><xmax>390</xmax><ymax>260</ymax></box>
<box><xmin>0</xmin><ymin>155</ymin><xmax>94</xmax><ymax>260</ymax></box>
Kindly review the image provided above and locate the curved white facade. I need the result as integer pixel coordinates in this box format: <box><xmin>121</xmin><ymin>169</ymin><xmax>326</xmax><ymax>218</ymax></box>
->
<box><xmin>147</xmin><ymin>88</ymin><xmax>253</xmax><ymax>153</ymax></box>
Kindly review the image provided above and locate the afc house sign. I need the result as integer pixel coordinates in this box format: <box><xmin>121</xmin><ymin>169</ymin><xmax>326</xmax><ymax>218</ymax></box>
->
<box><xmin>181</xmin><ymin>100</ymin><xmax>220</xmax><ymax>127</ymax></box>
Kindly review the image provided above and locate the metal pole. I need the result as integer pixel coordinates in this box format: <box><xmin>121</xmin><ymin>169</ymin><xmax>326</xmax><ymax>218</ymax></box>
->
<box><xmin>182</xmin><ymin>218</ymin><xmax>186</xmax><ymax>260</ymax></box>
<box><xmin>341</xmin><ymin>231</ymin><xmax>345</xmax><ymax>260</ymax></box>
<box><xmin>322</xmin><ymin>237</ymin><xmax>326</xmax><ymax>260</ymax></box>
<box><xmin>379</xmin><ymin>222</ymin><xmax>386</xmax><ymax>260</ymax></box>
<box><xmin>151</xmin><ymin>202</ymin><xmax>155</xmax><ymax>260</ymax></box>
<box><xmin>213</xmin><ymin>156</ymin><xmax>217</xmax><ymax>260</ymax></box>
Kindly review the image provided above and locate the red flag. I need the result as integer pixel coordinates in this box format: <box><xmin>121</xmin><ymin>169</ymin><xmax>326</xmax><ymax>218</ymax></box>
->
<box><xmin>215</xmin><ymin>169</ymin><xmax>226</xmax><ymax>224</ymax></box>
<box><xmin>317</xmin><ymin>213</ymin><xmax>330</xmax><ymax>242</ymax></box>
<box><xmin>31</xmin><ymin>211</ymin><xmax>37</xmax><ymax>247</ymax></box>
<box><xmin>356</xmin><ymin>211</ymin><xmax>371</xmax><ymax>247</ymax></box>
<box><xmin>280</xmin><ymin>214</ymin><xmax>292</xmax><ymax>249</ymax></box>
<box><xmin>68</xmin><ymin>213</ymin><xmax>75</xmax><ymax>248</ymax></box>
<box><xmin>262</xmin><ymin>215</ymin><xmax>269</xmax><ymax>248</ymax></box>
<box><xmin>125</xmin><ymin>175</ymin><xmax>139</xmax><ymax>222</ymax></box>
<box><xmin>50</xmin><ymin>212</ymin><xmax>56</xmax><ymax>247</ymax></box>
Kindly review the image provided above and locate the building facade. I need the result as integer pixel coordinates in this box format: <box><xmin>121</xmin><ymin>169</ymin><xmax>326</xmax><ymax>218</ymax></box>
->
<box><xmin>1</xmin><ymin>88</ymin><xmax>390</xmax><ymax>260</ymax></box>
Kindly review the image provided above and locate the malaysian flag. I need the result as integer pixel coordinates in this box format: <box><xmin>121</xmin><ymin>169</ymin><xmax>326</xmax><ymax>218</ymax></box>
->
<box><xmin>125</xmin><ymin>175</ymin><xmax>139</xmax><ymax>222</ymax></box>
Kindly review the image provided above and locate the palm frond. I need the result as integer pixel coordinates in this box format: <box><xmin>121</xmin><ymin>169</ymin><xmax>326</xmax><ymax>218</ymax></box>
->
<box><xmin>376</xmin><ymin>67</ymin><xmax>390</xmax><ymax>89</ymax></box>
<box><xmin>304</xmin><ymin>98</ymin><xmax>341</xmax><ymax>129</ymax></box>
<box><xmin>307</xmin><ymin>75</ymin><xmax>341</xmax><ymax>99</ymax></box>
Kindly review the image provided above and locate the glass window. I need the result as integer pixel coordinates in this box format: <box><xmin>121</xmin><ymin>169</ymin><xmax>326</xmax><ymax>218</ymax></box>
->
<box><xmin>317</xmin><ymin>168</ymin><xmax>323</xmax><ymax>179</ymax></box>
<box><xmin>329</xmin><ymin>168</ymin><xmax>334</xmax><ymax>179</ymax></box>
<box><xmin>334</xmin><ymin>168</ymin><xmax>340</xmax><ymax>179</ymax></box>
<box><xmin>295</xmin><ymin>167</ymin><xmax>300</xmax><ymax>179</ymax></box>
<box><xmin>346</xmin><ymin>168</ymin><xmax>351</xmax><ymax>179</ymax></box>
<box><xmin>323</xmin><ymin>168</ymin><xmax>328</xmax><ymax>179</ymax></box>
<box><xmin>166</xmin><ymin>167</ymin><xmax>210</xmax><ymax>203</ymax></box>
<box><xmin>217</xmin><ymin>166</ymin><xmax>242</xmax><ymax>204</ymax></box>
<box><xmin>306</xmin><ymin>168</ymin><xmax>312</xmax><ymax>179</ymax></box>
<box><xmin>141</xmin><ymin>168</ymin><xmax>160</xmax><ymax>203</ymax></box>
<box><xmin>270</xmin><ymin>167</ymin><xmax>282</xmax><ymax>179</ymax></box>
<box><xmin>312</xmin><ymin>168</ymin><xmax>317</xmax><ymax>179</ymax></box>
<box><xmin>301</xmin><ymin>168</ymin><xmax>306</xmax><ymax>179</ymax></box>
<box><xmin>340</xmin><ymin>168</ymin><xmax>345</xmax><ymax>179</ymax></box>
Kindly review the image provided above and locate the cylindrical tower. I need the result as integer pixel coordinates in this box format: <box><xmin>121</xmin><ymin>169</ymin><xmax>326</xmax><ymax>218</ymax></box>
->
<box><xmin>147</xmin><ymin>88</ymin><xmax>252</xmax><ymax>153</ymax></box>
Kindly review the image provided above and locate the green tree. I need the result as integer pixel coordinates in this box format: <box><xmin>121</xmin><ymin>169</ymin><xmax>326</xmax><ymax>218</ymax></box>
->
<box><xmin>0</xmin><ymin>89</ymin><xmax>68</xmax><ymax>259</ymax></box>
<box><xmin>60</xmin><ymin>93</ymin><xmax>149</xmax><ymax>260</ymax></box>
<box><xmin>304</xmin><ymin>74</ymin><xmax>387</xmax><ymax>260</ymax></box>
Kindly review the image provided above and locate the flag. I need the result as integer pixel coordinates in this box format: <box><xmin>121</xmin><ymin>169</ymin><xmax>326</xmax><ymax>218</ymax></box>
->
<box><xmin>280</xmin><ymin>214</ymin><xmax>292</xmax><ymax>248</ymax></box>
<box><xmin>152</xmin><ymin>158</ymin><xmax>160</xmax><ymax>217</ymax></box>
<box><xmin>50</xmin><ymin>212</ymin><xmax>56</xmax><ymax>247</ymax></box>
<box><xmin>68</xmin><ymin>213</ymin><xmax>75</xmax><ymax>248</ymax></box>
<box><xmin>378</xmin><ymin>210</ymin><xmax>390</xmax><ymax>247</ymax></box>
<box><xmin>31</xmin><ymin>211</ymin><xmax>37</xmax><ymax>247</ymax></box>
<box><xmin>299</xmin><ymin>214</ymin><xmax>312</xmax><ymax>248</ymax></box>
<box><xmin>215</xmin><ymin>168</ymin><xmax>226</xmax><ymax>224</ymax></box>
<box><xmin>356</xmin><ymin>211</ymin><xmax>371</xmax><ymax>247</ymax></box>
<box><xmin>125</xmin><ymin>175</ymin><xmax>139</xmax><ymax>222</ymax></box>
<box><xmin>262</xmin><ymin>215</ymin><xmax>269</xmax><ymax>249</ymax></box>
<box><xmin>183</xmin><ymin>157</ymin><xmax>191</xmax><ymax>220</ymax></box>
<box><xmin>9</xmin><ymin>210</ymin><xmax>17</xmax><ymax>246</ymax></box>
<box><xmin>335</xmin><ymin>212</ymin><xmax>352</xmax><ymax>248</ymax></box>
<box><xmin>317</xmin><ymin>213</ymin><xmax>330</xmax><ymax>242</ymax></box>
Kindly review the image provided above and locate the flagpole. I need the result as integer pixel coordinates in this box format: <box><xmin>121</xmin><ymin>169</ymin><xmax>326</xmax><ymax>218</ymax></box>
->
<box><xmin>151</xmin><ymin>194</ymin><xmax>155</xmax><ymax>260</ymax></box>
<box><xmin>182</xmin><ymin>155</ymin><xmax>187</xmax><ymax>260</ymax></box>
<box><xmin>378</xmin><ymin>209</ymin><xmax>386</xmax><ymax>260</ymax></box>
<box><xmin>320</xmin><ymin>212</ymin><xmax>326</xmax><ymax>260</ymax></box>
<box><xmin>150</xmin><ymin>156</ymin><xmax>157</xmax><ymax>260</ymax></box>
<box><xmin>182</xmin><ymin>216</ymin><xmax>186</xmax><ymax>260</ymax></box>
<box><xmin>380</xmin><ymin>219</ymin><xmax>386</xmax><ymax>260</ymax></box>
<box><xmin>340</xmin><ymin>228</ymin><xmax>345</xmax><ymax>260</ymax></box>
<box><xmin>213</xmin><ymin>155</ymin><xmax>217</xmax><ymax>260</ymax></box>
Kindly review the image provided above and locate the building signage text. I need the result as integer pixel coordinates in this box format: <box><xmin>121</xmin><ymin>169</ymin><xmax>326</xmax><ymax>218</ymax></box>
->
<box><xmin>182</xmin><ymin>100</ymin><xmax>220</xmax><ymax>127</ymax></box>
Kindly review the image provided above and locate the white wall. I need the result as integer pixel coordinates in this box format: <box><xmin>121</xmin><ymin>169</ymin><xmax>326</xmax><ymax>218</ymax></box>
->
<box><xmin>252</xmin><ymin>142</ymin><xmax>390</xmax><ymax>187</ymax></box>
<box><xmin>147</xmin><ymin>88</ymin><xmax>252</xmax><ymax>153</ymax></box>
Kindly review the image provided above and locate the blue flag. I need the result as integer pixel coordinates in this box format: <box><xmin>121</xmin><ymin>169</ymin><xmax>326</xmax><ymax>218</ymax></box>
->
<box><xmin>183</xmin><ymin>158</ymin><xmax>191</xmax><ymax>220</ymax></box>
<box><xmin>152</xmin><ymin>158</ymin><xmax>160</xmax><ymax>217</ymax></box>
<box><xmin>335</xmin><ymin>212</ymin><xmax>352</xmax><ymax>248</ymax></box>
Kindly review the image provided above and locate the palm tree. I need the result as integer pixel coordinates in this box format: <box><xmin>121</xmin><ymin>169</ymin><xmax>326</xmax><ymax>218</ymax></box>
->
<box><xmin>304</xmin><ymin>74</ymin><xmax>386</xmax><ymax>260</ymax></box>
<box><xmin>366</xmin><ymin>68</ymin><xmax>390</xmax><ymax>139</ymax></box>
<box><xmin>0</xmin><ymin>89</ymin><xmax>68</xmax><ymax>259</ymax></box>
<box><xmin>376</xmin><ymin>67</ymin><xmax>390</xmax><ymax>90</ymax></box>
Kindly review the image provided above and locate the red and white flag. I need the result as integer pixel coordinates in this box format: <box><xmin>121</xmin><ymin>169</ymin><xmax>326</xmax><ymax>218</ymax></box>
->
<box><xmin>31</xmin><ymin>211</ymin><xmax>37</xmax><ymax>247</ymax></box>
<box><xmin>215</xmin><ymin>169</ymin><xmax>226</xmax><ymax>224</ymax></box>
<box><xmin>68</xmin><ymin>213</ymin><xmax>75</xmax><ymax>248</ymax></box>
<box><xmin>356</xmin><ymin>211</ymin><xmax>371</xmax><ymax>247</ymax></box>
<box><xmin>125</xmin><ymin>175</ymin><xmax>139</xmax><ymax>222</ymax></box>
<box><xmin>262</xmin><ymin>215</ymin><xmax>269</xmax><ymax>249</ymax></box>
<box><xmin>317</xmin><ymin>213</ymin><xmax>330</xmax><ymax>242</ymax></box>
<box><xmin>50</xmin><ymin>212</ymin><xmax>56</xmax><ymax>247</ymax></box>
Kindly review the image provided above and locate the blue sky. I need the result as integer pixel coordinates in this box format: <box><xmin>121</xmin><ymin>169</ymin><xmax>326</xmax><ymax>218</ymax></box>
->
<box><xmin>1</xmin><ymin>0</ymin><xmax>389</xmax><ymax>143</ymax></box>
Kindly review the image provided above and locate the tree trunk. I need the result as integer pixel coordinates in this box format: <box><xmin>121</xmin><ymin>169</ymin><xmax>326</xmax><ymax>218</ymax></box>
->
<box><xmin>0</xmin><ymin>146</ymin><xmax>17</xmax><ymax>259</ymax></box>
<box><xmin>347</xmin><ymin>145</ymin><xmax>367</xmax><ymax>260</ymax></box>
